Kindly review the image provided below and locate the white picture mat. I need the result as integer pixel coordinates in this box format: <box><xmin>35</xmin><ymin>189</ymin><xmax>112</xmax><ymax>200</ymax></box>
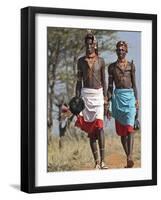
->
<box><xmin>35</xmin><ymin>14</ymin><xmax>152</xmax><ymax>187</ymax></box>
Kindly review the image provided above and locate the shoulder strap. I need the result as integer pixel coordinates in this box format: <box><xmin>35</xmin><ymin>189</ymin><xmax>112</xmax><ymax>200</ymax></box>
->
<box><xmin>130</xmin><ymin>59</ymin><xmax>135</xmax><ymax>71</ymax></box>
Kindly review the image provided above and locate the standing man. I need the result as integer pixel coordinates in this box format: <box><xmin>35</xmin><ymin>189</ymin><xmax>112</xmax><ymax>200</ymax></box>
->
<box><xmin>75</xmin><ymin>31</ymin><xmax>108</xmax><ymax>169</ymax></box>
<box><xmin>107</xmin><ymin>41</ymin><xmax>139</xmax><ymax>168</ymax></box>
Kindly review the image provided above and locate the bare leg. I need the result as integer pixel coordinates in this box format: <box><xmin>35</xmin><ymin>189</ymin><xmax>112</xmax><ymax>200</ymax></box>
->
<box><xmin>127</xmin><ymin>133</ymin><xmax>134</xmax><ymax>167</ymax></box>
<box><xmin>121</xmin><ymin>136</ymin><xmax>128</xmax><ymax>156</ymax></box>
<box><xmin>89</xmin><ymin>137</ymin><xmax>100</xmax><ymax>168</ymax></box>
<box><xmin>97</xmin><ymin>128</ymin><xmax>108</xmax><ymax>169</ymax></box>
<box><xmin>97</xmin><ymin>128</ymin><xmax>105</xmax><ymax>162</ymax></box>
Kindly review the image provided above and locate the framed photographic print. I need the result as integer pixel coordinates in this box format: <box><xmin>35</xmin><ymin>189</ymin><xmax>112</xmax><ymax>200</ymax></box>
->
<box><xmin>21</xmin><ymin>6</ymin><xmax>157</xmax><ymax>193</ymax></box>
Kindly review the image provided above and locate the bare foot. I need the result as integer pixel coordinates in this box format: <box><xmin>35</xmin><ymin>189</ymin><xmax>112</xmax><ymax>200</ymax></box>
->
<box><xmin>125</xmin><ymin>159</ymin><xmax>134</xmax><ymax>168</ymax></box>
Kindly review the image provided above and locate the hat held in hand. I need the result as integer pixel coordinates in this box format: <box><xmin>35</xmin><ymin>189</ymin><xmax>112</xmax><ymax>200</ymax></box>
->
<box><xmin>69</xmin><ymin>97</ymin><xmax>85</xmax><ymax>115</ymax></box>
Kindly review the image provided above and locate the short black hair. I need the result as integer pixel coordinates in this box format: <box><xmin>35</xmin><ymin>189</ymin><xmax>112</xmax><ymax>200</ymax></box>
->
<box><xmin>84</xmin><ymin>33</ymin><xmax>94</xmax><ymax>44</ymax></box>
<box><xmin>116</xmin><ymin>41</ymin><xmax>128</xmax><ymax>52</ymax></box>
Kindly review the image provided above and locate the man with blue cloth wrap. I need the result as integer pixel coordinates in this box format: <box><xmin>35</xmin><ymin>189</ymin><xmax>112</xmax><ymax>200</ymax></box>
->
<box><xmin>107</xmin><ymin>41</ymin><xmax>139</xmax><ymax>168</ymax></box>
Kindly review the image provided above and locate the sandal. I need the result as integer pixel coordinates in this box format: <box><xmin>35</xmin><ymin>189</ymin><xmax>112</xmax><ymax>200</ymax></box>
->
<box><xmin>94</xmin><ymin>159</ymin><xmax>101</xmax><ymax>170</ymax></box>
<box><xmin>100</xmin><ymin>161</ymin><xmax>108</xmax><ymax>169</ymax></box>
<box><xmin>95</xmin><ymin>164</ymin><xmax>101</xmax><ymax>169</ymax></box>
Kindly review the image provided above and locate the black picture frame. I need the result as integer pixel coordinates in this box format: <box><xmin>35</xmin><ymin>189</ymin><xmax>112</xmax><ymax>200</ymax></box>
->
<box><xmin>21</xmin><ymin>6</ymin><xmax>157</xmax><ymax>193</ymax></box>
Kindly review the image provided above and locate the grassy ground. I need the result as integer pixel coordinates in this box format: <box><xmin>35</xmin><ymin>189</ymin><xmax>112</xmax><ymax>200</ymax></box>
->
<box><xmin>48</xmin><ymin>127</ymin><xmax>141</xmax><ymax>172</ymax></box>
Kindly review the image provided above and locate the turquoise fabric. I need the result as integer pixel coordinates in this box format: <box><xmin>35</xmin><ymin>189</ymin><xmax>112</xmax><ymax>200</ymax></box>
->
<box><xmin>112</xmin><ymin>89</ymin><xmax>136</xmax><ymax>126</ymax></box>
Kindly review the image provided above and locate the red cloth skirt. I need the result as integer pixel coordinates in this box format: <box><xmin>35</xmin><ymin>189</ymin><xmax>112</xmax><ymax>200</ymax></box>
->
<box><xmin>115</xmin><ymin>120</ymin><xmax>134</xmax><ymax>136</ymax></box>
<box><xmin>75</xmin><ymin>115</ymin><xmax>103</xmax><ymax>139</ymax></box>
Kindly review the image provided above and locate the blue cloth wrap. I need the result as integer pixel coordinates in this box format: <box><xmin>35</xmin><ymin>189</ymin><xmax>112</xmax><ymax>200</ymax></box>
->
<box><xmin>112</xmin><ymin>89</ymin><xmax>136</xmax><ymax>126</ymax></box>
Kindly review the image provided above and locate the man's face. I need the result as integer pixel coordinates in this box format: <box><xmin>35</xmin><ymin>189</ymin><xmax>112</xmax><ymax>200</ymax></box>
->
<box><xmin>86</xmin><ymin>38</ymin><xmax>95</xmax><ymax>55</ymax></box>
<box><xmin>116</xmin><ymin>46</ymin><xmax>127</xmax><ymax>59</ymax></box>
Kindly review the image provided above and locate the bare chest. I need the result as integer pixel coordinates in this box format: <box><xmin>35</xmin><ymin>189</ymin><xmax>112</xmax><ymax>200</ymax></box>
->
<box><xmin>114</xmin><ymin>62</ymin><xmax>132</xmax><ymax>78</ymax></box>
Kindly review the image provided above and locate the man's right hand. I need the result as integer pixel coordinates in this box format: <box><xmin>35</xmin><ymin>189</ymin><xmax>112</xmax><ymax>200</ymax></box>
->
<box><xmin>104</xmin><ymin>101</ymin><xmax>109</xmax><ymax>115</ymax></box>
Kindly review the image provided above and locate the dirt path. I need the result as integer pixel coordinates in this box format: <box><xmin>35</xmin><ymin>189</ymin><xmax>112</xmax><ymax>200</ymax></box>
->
<box><xmin>81</xmin><ymin>152</ymin><xmax>141</xmax><ymax>170</ymax></box>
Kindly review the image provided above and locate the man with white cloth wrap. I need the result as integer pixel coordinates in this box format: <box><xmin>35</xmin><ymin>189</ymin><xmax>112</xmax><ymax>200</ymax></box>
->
<box><xmin>75</xmin><ymin>31</ymin><xmax>108</xmax><ymax>169</ymax></box>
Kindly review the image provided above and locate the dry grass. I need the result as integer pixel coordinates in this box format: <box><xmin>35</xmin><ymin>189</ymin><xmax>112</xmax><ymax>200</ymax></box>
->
<box><xmin>48</xmin><ymin>133</ymin><xmax>93</xmax><ymax>172</ymax></box>
<box><xmin>48</xmin><ymin>127</ymin><xmax>141</xmax><ymax>172</ymax></box>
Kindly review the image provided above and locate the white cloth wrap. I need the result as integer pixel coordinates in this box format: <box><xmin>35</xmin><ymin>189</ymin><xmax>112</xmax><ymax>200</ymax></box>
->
<box><xmin>80</xmin><ymin>88</ymin><xmax>104</xmax><ymax>122</ymax></box>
